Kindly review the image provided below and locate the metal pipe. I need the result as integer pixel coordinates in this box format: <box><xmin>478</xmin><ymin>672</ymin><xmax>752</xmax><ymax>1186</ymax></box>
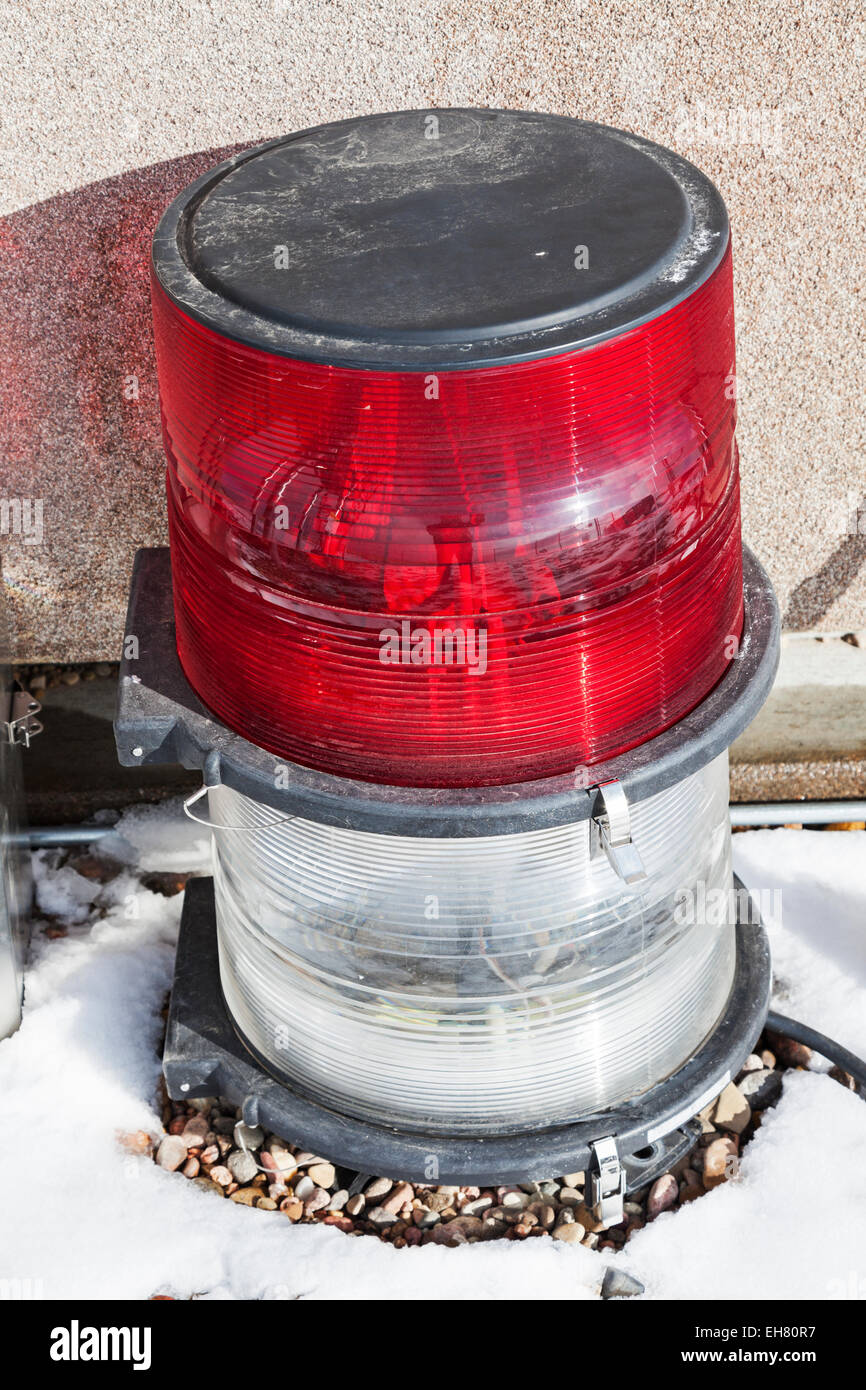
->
<box><xmin>730</xmin><ymin>802</ymin><xmax>866</xmax><ymax>827</ymax></box>
<box><xmin>7</xmin><ymin>825</ymin><xmax>117</xmax><ymax>848</ymax></box>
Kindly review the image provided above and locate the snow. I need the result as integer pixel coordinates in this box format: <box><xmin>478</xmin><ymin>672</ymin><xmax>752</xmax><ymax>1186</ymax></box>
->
<box><xmin>1</xmin><ymin>806</ymin><xmax>864</xmax><ymax>1300</ymax></box>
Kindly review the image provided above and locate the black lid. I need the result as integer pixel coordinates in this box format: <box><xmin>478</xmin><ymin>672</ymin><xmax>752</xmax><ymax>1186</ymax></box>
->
<box><xmin>152</xmin><ymin>109</ymin><xmax>729</xmax><ymax>370</ymax></box>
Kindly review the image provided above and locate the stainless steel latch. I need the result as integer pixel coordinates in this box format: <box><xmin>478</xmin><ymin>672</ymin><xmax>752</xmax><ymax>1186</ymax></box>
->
<box><xmin>590</xmin><ymin>779</ymin><xmax>646</xmax><ymax>883</ymax></box>
<box><xmin>588</xmin><ymin>1135</ymin><xmax>625</xmax><ymax>1226</ymax></box>
<box><xmin>4</xmin><ymin>683</ymin><xmax>42</xmax><ymax>748</ymax></box>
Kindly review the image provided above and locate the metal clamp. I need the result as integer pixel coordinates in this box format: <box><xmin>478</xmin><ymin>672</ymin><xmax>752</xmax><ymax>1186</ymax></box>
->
<box><xmin>588</xmin><ymin>1136</ymin><xmax>625</xmax><ymax>1227</ymax></box>
<box><xmin>4</xmin><ymin>683</ymin><xmax>42</xmax><ymax>748</ymax></box>
<box><xmin>590</xmin><ymin>779</ymin><xmax>646</xmax><ymax>883</ymax></box>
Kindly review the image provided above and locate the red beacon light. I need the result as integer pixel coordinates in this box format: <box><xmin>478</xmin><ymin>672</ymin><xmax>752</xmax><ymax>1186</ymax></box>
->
<box><xmin>152</xmin><ymin>110</ymin><xmax>741</xmax><ymax>788</ymax></box>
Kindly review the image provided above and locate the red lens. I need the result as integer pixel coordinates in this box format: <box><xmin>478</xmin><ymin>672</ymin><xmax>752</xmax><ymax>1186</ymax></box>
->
<box><xmin>153</xmin><ymin>245</ymin><xmax>742</xmax><ymax>788</ymax></box>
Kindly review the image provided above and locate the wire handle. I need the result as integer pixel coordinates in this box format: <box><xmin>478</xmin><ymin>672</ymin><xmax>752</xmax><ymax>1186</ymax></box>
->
<box><xmin>182</xmin><ymin>782</ymin><xmax>297</xmax><ymax>832</ymax></box>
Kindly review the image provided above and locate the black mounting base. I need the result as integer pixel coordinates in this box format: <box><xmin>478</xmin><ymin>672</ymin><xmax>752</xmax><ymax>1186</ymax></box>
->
<box><xmin>165</xmin><ymin>876</ymin><xmax>771</xmax><ymax>1190</ymax></box>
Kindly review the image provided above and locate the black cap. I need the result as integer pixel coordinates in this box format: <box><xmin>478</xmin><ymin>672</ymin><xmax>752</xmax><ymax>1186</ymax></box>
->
<box><xmin>152</xmin><ymin>108</ymin><xmax>729</xmax><ymax>371</ymax></box>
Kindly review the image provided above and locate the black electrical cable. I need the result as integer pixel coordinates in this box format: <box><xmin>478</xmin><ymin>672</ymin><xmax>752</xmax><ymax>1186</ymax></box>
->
<box><xmin>766</xmin><ymin>1010</ymin><xmax>866</xmax><ymax>1091</ymax></box>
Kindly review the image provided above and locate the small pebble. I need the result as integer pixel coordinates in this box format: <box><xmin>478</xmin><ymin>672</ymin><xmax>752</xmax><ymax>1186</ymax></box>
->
<box><xmin>712</xmin><ymin>1081</ymin><xmax>752</xmax><ymax>1135</ymax></box>
<box><xmin>156</xmin><ymin>1135</ymin><xmax>188</xmax><ymax>1172</ymax></box>
<box><xmin>646</xmin><ymin>1173</ymin><xmax>678</xmax><ymax>1218</ymax></box>
<box><xmin>368</xmin><ymin>1207</ymin><xmax>399</xmax><ymax>1229</ymax></box>
<box><xmin>308</xmin><ymin>1162</ymin><xmax>336</xmax><ymax>1190</ymax></box>
<box><xmin>230</xmin><ymin>1188</ymin><xmax>259</xmax><ymax>1206</ymax></box>
<box><xmin>739</xmin><ymin>1067</ymin><xmax>783</xmax><ymax>1111</ymax></box>
<box><xmin>226</xmin><ymin>1149</ymin><xmax>259</xmax><ymax>1185</ymax></box>
<box><xmin>552</xmin><ymin>1223</ymin><xmax>582</xmax><ymax>1244</ymax></box>
<box><xmin>365</xmin><ymin>1177</ymin><xmax>393</xmax><ymax>1200</ymax></box>
<box><xmin>293</xmin><ymin>1175</ymin><xmax>315</xmax><ymax>1202</ymax></box>
<box><xmin>233</xmin><ymin>1122</ymin><xmax>264</xmax><ymax>1151</ymax></box>
<box><xmin>601</xmin><ymin>1268</ymin><xmax>645</xmax><ymax>1299</ymax></box>
<box><xmin>304</xmin><ymin>1188</ymin><xmax>330</xmax><ymax>1214</ymax></box>
<box><xmin>702</xmin><ymin>1136</ymin><xmax>738</xmax><ymax>1189</ymax></box>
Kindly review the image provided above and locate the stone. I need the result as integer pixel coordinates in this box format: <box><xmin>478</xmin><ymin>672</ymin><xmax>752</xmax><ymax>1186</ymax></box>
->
<box><xmin>118</xmin><ymin>1130</ymin><xmax>153</xmax><ymax>1156</ymax></box>
<box><xmin>413</xmin><ymin>1208</ymin><xmax>440</xmax><ymax>1229</ymax></box>
<box><xmin>367</xmin><ymin>1206</ymin><xmax>399</xmax><ymax>1229</ymax></box>
<box><xmin>192</xmin><ymin>1177</ymin><xmax>225</xmax><ymax>1198</ymax></box>
<box><xmin>345</xmin><ymin>1194</ymin><xmax>365</xmax><ymax>1216</ymax></box>
<box><xmin>328</xmin><ymin>1189</ymin><xmax>349</xmax><ymax>1211</ymax></box>
<box><xmin>293</xmin><ymin>1175</ymin><xmax>315</xmax><ymax>1201</ymax></box>
<box><xmin>679</xmin><ymin>1168</ymin><xmax>704</xmax><ymax>1204</ymax></box>
<box><xmin>739</xmin><ymin>1066</ymin><xmax>783</xmax><ymax>1111</ymax></box>
<box><xmin>702</xmin><ymin>1136</ymin><xmax>738</xmax><ymax>1189</ymax></box>
<box><xmin>381</xmin><ymin>1181</ymin><xmax>414</xmax><ymax>1215</ymax></box>
<box><xmin>307</xmin><ymin>1162</ymin><xmax>336</xmax><ymax>1190</ymax></box>
<box><xmin>738</xmin><ymin>1053</ymin><xmax>764</xmax><ymax>1076</ymax></box>
<box><xmin>226</xmin><ymin>1149</ymin><xmax>259</xmax><ymax>1185</ymax></box>
<box><xmin>156</xmin><ymin>1135</ymin><xmax>188</xmax><ymax>1172</ymax></box>
<box><xmin>761</xmin><ymin>1049</ymin><xmax>776</xmax><ymax>1069</ymax></box>
<box><xmin>830</xmin><ymin>1065</ymin><xmax>858</xmax><ymax>1091</ymax></box>
<box><xmin>561</xmin><ymin>1172</ymin><xmax>585</xmax><ymax>1188</ymax></box>
<box><xmin>697</xmin><ymin>1102</ymin><xmax>717</xmax><ymax>1135</ymax></box>
<box><xmin>233</xmin><ymin>1122</ymin><xmax>264</xmax><ymax>1151</ymax></box>
<box><xmin>181</xmin><ymin>1156</ymin><xmax>200</xmax><ymax>1179</ymax></box>
<box><xmin>364</xmin><ymin>1177</ymin><xmax>393</xmax><ymax>1200</ymax></box>
<box><xmin>712</xmin><ymin>1081</ymin><xmax>752</xmax><ymax>1135</ymax></box>
<box><xmin>646</xmin><ymin>1173</ymin><xmax>679</xmax><ymax>1218</ymax></box>
<box><xmin>180</xmin><ymin>1114</ymin><xmax>210</xmax><ymax>1147</ymax></box>
<box><xmin>482</xmin><ymin>1216</ymin><xmax>507</xmax><ymax>1239</ymax></box>
<box><xmin>284</xmin><ymin>1201</ymin><xmax>304</xmax><ymax>1222</ymax></box>
<box><xmin>557</xmin><ymin>1186</ymin><xmax>583</xmax><ymax>1208</ymax></box>
<box><xmin>230</xmin><ymin>1188</ymin><xmax>259</xmax><ymax>1206</ymax></box>
<box><xmin>574</xmin><ymin>1203</ymin><xmax>606</xmax><ymax>1234</ymax></box>
<box><xmin>462</xmin><ymin>1195</ymin><xmax>494</xmax><ymax>1217</ymax></box>
<box><xmin>304</xmin><ymin>1187</ymin><xmax>330</xmax><ymax>1213</ymax></box>
<box><xmin>770</xmin><ymin>1034</ymin><xmax>811</xmax><ymax>1068</ymax></box>
<box><xmin>441</xmin><ymin>1215</ymin><xmax>483</xmax><ymax>1241</ymax></box>
<box><xmin>256</xmin><ymin>1196</ymin><xmax>278</xmax><ymax>1210</ymax></box>
<box><xmin>264</xmin><ymin>1142</ymin><xmax>297</xmax><ymax>1179</ymax></box>
<box><xmin>423</xmin><ymin>1190</ymin><xmax>453</xmax><ymax>1212</ymax></box>
<box><xmin>209</xmin><ymin>1165</ymin><xmax>232</xmax><ymax>1188</ymax></box>
<box><xmin>500</xmin><ymin>1190</ymin><xmax>528</xmax><ymax>1209</ymax></box>
<box><xmin>601</xmin><ymin>1268</ymin><xmax>645</xmax><ymax>1299</ymax></box>
<box><xmin>552</xmin><ymin>1223</ymin><xmax>582</xmax><ymax>1243</ymax></box>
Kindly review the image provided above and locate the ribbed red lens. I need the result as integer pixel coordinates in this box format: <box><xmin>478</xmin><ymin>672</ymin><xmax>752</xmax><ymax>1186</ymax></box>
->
<box><xmin>153</xmin><ymin>245</ymin><xmax>741</xmax><ymax>788</ymax></box>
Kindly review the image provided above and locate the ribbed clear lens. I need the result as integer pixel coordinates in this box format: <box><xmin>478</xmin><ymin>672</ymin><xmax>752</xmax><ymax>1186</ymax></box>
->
<box><xmin>212</xmin><ymin>754</ymin><xmax>734</xmax><ymax>1134</ymax></box>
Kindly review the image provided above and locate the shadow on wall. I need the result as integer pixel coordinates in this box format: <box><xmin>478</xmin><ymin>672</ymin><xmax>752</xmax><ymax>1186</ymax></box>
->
<box><xmin>0</xmin><ymin>145</ymin><xmax>245</xmax><ymax>657</ymax></box>
<box><xmin>783</xmin><ymin>506</ymin><xmax>866</xmax><ymax>630</ymax></box>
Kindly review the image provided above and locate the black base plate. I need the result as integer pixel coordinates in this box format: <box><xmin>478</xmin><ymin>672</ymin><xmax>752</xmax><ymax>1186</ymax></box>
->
<box><xmin>164</xmin><ymin>876</ymin><xmax>771</xmax><ymax>1188</ymax></box>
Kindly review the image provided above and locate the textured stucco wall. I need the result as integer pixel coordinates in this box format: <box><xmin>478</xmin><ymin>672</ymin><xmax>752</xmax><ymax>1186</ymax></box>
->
<box><xmin>1</xmin><ymin>0</ymin><xmax>864</xmax><ymax>661</ymax></box>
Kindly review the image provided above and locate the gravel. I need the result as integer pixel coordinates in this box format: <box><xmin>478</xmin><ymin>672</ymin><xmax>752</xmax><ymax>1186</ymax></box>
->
<box><xmin>148</xmin><ymin>1027</ymin><xmax>844</xmax><ymax>1249</ymax></box>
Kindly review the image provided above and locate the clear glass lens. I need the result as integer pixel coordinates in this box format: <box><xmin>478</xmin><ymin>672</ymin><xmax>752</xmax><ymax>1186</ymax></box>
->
<box><xmin>212</xmin><ymin>753</ymin><xmax>734</xmax><ymax>1134</ymax></box>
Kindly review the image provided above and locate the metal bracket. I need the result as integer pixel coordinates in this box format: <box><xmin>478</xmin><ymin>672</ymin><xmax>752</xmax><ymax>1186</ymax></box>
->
<box><xmin>588</xmin><ymin>1136</ymin><xmax>625</xmax><ymax>1227</ymax></box>
<box><xmin>590</xmin><ymin>780</ymin><xmax>646</xmax><ymax>884</ymax></box>
<box><xmin>4</xmin><ymin>683</ymin><xmax>42</xmax><ymax>748</ymax></box>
